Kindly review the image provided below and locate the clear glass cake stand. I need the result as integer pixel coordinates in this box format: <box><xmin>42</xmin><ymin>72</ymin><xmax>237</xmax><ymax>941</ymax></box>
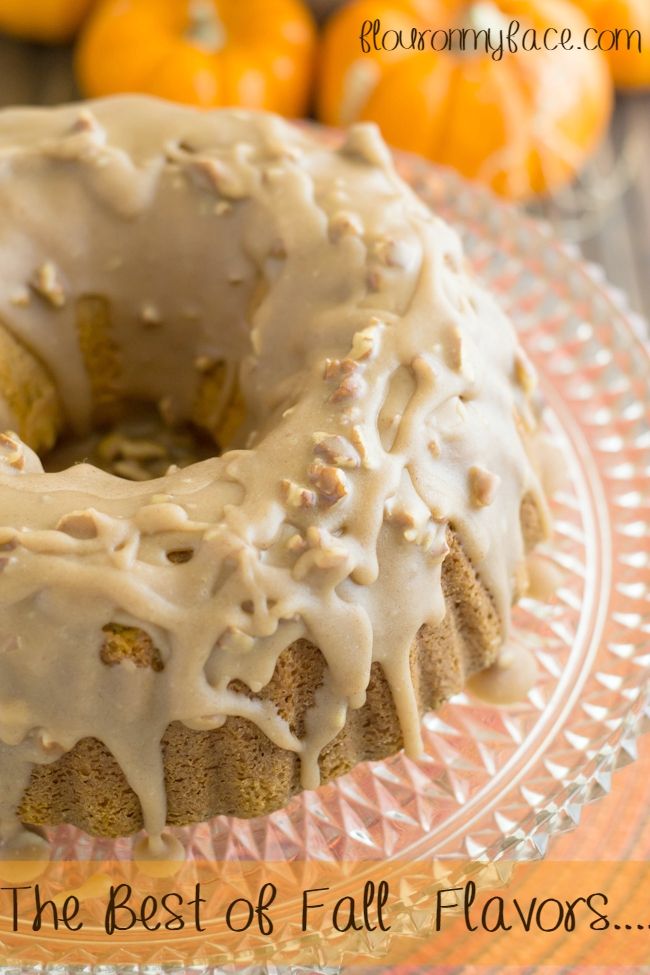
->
<box><xmin>5</xmin><ymin>147</ymin><xmax>650</xmax><ymax>973</ymax></box>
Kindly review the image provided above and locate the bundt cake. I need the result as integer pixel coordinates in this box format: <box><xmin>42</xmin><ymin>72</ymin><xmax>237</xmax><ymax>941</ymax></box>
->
<box><xmin>0</xmin><ymin>96</ymin><xmax>550</xmax><ymax>846</ymax></box>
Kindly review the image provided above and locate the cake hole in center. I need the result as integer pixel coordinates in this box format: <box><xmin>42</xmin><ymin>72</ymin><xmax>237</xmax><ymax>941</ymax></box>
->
<box><xmin>42</xmin><ymin>401</ymin><xmax>219</xmax><ymax>481</ymax></box>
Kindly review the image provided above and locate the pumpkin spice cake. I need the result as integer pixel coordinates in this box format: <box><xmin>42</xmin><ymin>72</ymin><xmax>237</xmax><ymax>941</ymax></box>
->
<box><xmin>0</xmin><ymin>96</ymin><xmax>550</xmax><ymax>850</ymax></box>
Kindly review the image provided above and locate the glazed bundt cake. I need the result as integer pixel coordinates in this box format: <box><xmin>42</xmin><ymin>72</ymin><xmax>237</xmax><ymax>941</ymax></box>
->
<box><xmin>0</xmin><ymin>96</ymin><xmax>550</xmax><ymax>845</ymax></box>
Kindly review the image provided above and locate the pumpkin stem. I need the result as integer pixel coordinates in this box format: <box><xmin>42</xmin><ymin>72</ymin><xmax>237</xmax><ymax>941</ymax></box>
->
<box><xmin>451</xmin><ymin>2</ymin><xmax>510</xmax><ymax>55</ymax></box>
<box><xmin>187</xmin><ymin>0</ymin><xmax>226</xmax><ymax>53</ymax></box>
<box><xmin>462</xmin><ymin>1</ymin><xmax>510</xmax><ymax>34</ymax></box>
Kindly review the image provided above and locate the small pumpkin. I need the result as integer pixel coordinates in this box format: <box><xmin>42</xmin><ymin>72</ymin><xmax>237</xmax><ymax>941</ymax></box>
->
<box><xmin>317</xmin><ymin>0</ymin><xmax>614</xmax><ymax>199</ymax></box>
<box><xmin>0</xmin><ymin>0</ymin><xmax>95</xmax><ymax>43</ymax></box>
<box><xmin>76</xmin><ymin>0</ymin><xmax>317</xmax><ymax>116</ymax></box>
<box><xmin>574</xmin><ymin>0</ymin><xmax>650</xmax><ymax>88</ymax></box>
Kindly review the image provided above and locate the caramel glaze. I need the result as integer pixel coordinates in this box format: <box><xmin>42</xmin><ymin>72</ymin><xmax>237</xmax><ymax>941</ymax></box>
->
<box><xmin>0</xmin><ymin>97</ymin><xmax>550</xmax><ymax>847</ymax></box>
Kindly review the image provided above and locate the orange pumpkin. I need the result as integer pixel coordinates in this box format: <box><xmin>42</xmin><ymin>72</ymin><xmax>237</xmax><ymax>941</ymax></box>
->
<box><xmin>76</xmin><ymin>0</ymin><xmax>317</xmax><ymax>116</ymax></box>
<box><xmin>0</xmin><ymin>0</ymin><xmax>95</xmax><ymax>43</ymax></box>
<box><xmin>574</xmin><ymin>0</ymin><xmax>650</xmax><ymax>88</ymax></box>
<box><xmin>317</xmin><ymin>0</ymin><xmax>613</xmax><ymax>199</ymax></box>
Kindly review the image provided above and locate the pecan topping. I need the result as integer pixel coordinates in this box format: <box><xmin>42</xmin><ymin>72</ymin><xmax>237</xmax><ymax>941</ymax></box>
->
<box><xmin>0</xmin><ymin>433</ymin><xmax>25</xmax><ymax>472</ymax></box>
<box><xmin>194</xmin><ymin>355</ymin><xmax>215</xmax><ymax>373</ymax></box>
<box><xmin>188</xmin><ymin>157</ymin><xmax>226</xmax><ymax>194</ymax></box>
<box><xmin>328</xmin><ymin>210</ymin><xmax>363</xmax><ymax>242</ymax></box>
<box><xmin>312</xmin><ymin>432</ymin><xmax>360</xmax><ymax>469</ymax></box>
<box><xmin>307</xmin><ymin>462</ymin><xmax>348</xmax><ymax>506</ymax></box>
<box><xmin>330</xmin><ymin>372</ymin><xmax>365</xmax><ymax>403</ymax></box>
<box><xmin>30</xmin><ymin>261</ymin><xmax>66</xmax><ymax>308</ymax></box>
<box><xmin>281</xmin><ymin>479</ymin><xmax>318</xmax><ymax>509</ymax></box>
<box><xmin>514</xmin><ymin>348</ymin><xmax>537</xmax><ymax>395</ymax></box>
<box><xmin>140</xmin><ymin>302</ymin><xmax>162</xmax><ymax>326</ymax></box>
<box><xmin>445</xmin><ymin>326</ymin><xmax>469</xmax><ymax>376</ymax></box>
<box><xmin>384</xmin><ymin>496</ymin><xmax>416</xmax><ymax>528</ymax></box>
<box><xmin>366</xmin><ymin>269</ymin><xmax>382</xmax><ymax>292</ymax></box>
<box><xmin>371</xmin><ymin>236</ymin><xmax>413</xmax><ymax>269</ymax></box>
<box><xmin>323</xmin><ymin>357</ymin><xmax>365</xmax><ymax>403</ymax></box>
<box><xmin>350</xmin><ymin>425</ymin><xmax>372</xmax><ymax>467</ymax></box>
<box><xmin>349</xmin><ymin>325</ymin><xmax>379</xmax><ymax>361</ymax></box>
<box><xmin>70</xmin><ymin>109</ymin><xmax>100</xmax><ymax>134</ymax></box>
<box><xmin>341</xmin><ymin>124</ymin><xmax>392</xmax><ymax>167</ymax></box>
<box><xmin>468</xmin><ymin>465</ymin><xmax>501</xmax><ymax>507</ymax></box>
<box><xmin>323</xmin><ymin>357</ymin><xmax>358</xmax><ymax>381</ymax></box>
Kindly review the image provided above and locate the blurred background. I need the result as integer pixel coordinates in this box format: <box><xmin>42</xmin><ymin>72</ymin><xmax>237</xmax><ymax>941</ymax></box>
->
<box><xmin>0</xmin><ymin>0</ymin><xmax>647</xmax><ymax>322</ymax></box>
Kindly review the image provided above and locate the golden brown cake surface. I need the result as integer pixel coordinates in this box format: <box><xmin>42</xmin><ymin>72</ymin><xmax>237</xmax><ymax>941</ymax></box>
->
<box><xmin>0</xmin><ymin>97</ymin><xmax>550</xmax><ymax>846</ymax></box>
